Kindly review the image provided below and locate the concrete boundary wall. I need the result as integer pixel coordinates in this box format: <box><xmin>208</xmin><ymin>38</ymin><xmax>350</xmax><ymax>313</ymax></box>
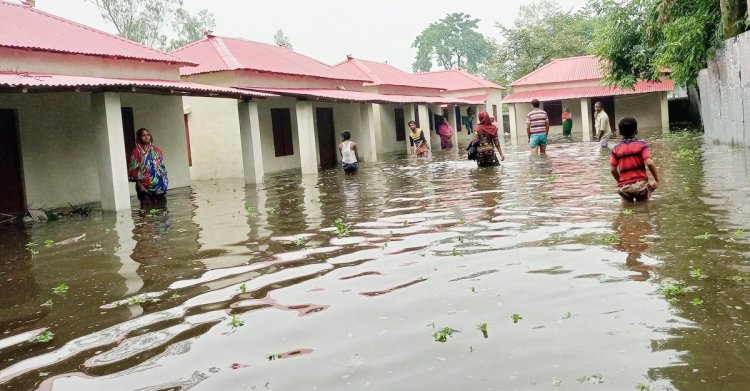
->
<box><xmin>698</xmin><ymin>31</ymin><xmax>750</xmax><ymax>146</ymax></box>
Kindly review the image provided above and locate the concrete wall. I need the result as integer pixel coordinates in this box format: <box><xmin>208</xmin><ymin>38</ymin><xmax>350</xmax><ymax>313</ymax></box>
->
<box><xmin>698</xmin><ymin>30</ymin><xmax>750</xmax><ymax>146</ymax></box>
<box><xmin>614</xmin><ymin>93</ymin><xmax>664</xmax><ymax>134</ymax></box>
<box><xmin>183</xmin><ymin>70</ymin><xmax>364</xmax><ymax>91</ymax></box>
<box><xmin>0</xmin><ymin>47</ymin><xmax>180</xmax><ymax>80</ymax></box>
<box><xmin>0</xmin><ymin>91</ymin><xmax>190</xmax><ymax>208</ymax></box>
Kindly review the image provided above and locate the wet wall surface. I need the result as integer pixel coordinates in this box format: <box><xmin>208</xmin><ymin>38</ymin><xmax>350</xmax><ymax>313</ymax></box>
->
<box><xmin>0</xmin><ymin>134</ymin><xmax>749</xmax><ymax>390</ymax></box>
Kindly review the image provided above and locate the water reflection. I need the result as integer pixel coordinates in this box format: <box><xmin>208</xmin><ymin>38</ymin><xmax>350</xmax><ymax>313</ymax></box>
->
<box><xmin>0</xmin><ymin>135</ymin><xmax>749</xmax><ymax>391</ymax></box>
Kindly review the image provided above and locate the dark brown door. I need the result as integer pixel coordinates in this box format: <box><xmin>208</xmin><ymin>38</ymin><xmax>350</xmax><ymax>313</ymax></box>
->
<box><xmin>315</xmin><ymin>108</ymin><xmax>337</xmax><ymax>167</ymax></box>
<box><xmin>590</xmin><ymin>96</ymin><xmax>616</xmax><ymax>135</ymax></box>
<box><xmin>0</xmin><ymin>109</ymin><xmax>26</xmax><ymax>214</ymax></box>
<box><xmin>122</xmin><ymin>107</ymin><xmax>135</xmax><ymax>162</ymax></box>
<box><xmin>455</xmin><ymin>106</ymin><xmax>462</xmax><ymax>132</ymax></box>
<box><xmin>394</xmin><ymin>108</ymin><xmax>406</xmax><ymax>141</ymax></box>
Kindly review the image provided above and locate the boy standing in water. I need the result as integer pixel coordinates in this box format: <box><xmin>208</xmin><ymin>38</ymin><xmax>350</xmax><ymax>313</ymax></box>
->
<box><xmin>339</xmin><ymin>130</ymin><xmax>358</xmax><ymax>175</ymax></box>
<box><xmin>610</xmin><ymin>117</ymin><xmax>660</xmax><ymax>202</ymax></box>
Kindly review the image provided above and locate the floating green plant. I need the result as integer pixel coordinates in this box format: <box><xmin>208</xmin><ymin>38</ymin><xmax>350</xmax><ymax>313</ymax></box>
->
<box><xmin>622</xmin><ymin>209</ymin><xmax>634</xmax><ymax>216</ymax></box>
<box><xmin>40</xmin><ymin>299</ymin><xmax>53</xmax><ymax>307</ymax></box>
<box><xmin>451</xmin><ymin>248</ymin><xmax>463</xmax><ymax>257</ymax></box>
<box><xmin>577</xmin><ymin>374</ymin><xmax>604</xmax><ymax>384</ymax></box>
<box><xmin>148</xmin><ymin>208</ymin><xmax>159</xmax><ymax>216</ymax></box>
<box><xmin>239</xmin><ymin>284</ymin><xmax>247</xmax><ymax>294</ymax></box>
<box><xmin>636</xmin><ymin>384</ymin><xmax>650</xmax><ymax>391</ymax></box>
<box><xmin>511</xmin><ymin>313</ymin><xmax>522</xmax><ymax>323</ymax></box>
<box><xmin>30</xmin><ymin>330</ymin><xmax>54</xmax><ymax>343</ymax></box>
<box><xmin>562</xmin><ymin>312</ymin><xmax>573</xmax><ymax>319</ymax></box>
<box><xmin>244</xmin><ymin>204</ymin><xmax>258</xmax><ymax>218</ymax></box>
<box><xmin>333</xmin><ymin>218</ymin><xmax>351</xmax><ymax>238</ymax></box>
<box><xmin>52</xmin><ymin>283</ymin><xmax>69</xmax><ymax>296</ymax></box>
<box><xmin>128</xmin><ymin>297</ymin><xmax>146</xmax><ymax>306</ymax></box>
<box><xmin>662</xmin><ymin>281</ymin><xmax>693</xmax><ymax>298</ymax></box>
<box><xmin>89</xmin><ymin>243</ymin><xmax>105</xmax><ymax>252</ymax></box>
<box><xmin>229</xmin><ymin>314</ymin><xmax>244</xmax><ymax>328</ymax></box>
<box><xmin>477</xmin><ymin>323</ymin><xmax>488</xmax><ymax>338</ymax></box>
<box><xmin>292</xmin><ymin>237</ymin><xmax>307</xmax><ymax>247</ymax></box>
<box><xmin>432</xmin><ymin>327</ymin><xmax>457</xmax><ymax>343</ymax></box>
<box><xmin>547</xmin><ymin>175</ymin><xmax>556</xmax><ymax>182</ymax></box>
<box><xmin>728</xmin><ymin>275</ymin><xmax>748</xmax><ymax>283</ymax></box>
<box><xmin>265</xmin><ymin>206</ymin><xmax>277</xmax><ymax>215</ymax></box>
<box><xmin>693</xmin><ymin>233</ymin><xmax>711</xmax><ymax>240</ymax></box>
<box><xmin>736</xmin><ymin>229</ymin><xmax>745</xmax><ymax>236</ymax></box>
<box><xmin>458</xmin><ymin>217</ymin><xmax>466</xmax><ymax>224</ymax></box>
<box><xmin>170</xmin><ymin>293</ymin><xmax>182</xmax><ymax>299</ymax></box>
<box><xmin>176</xmin><ymin>228</ymin><xmax>187</xmax><ymax>233</ymax></box>
<box><xmin>603</xmin><ymin>234</ymin><xmax>620</xmax><ymax>243</ymax></box>
<box><xmin>403</xmin><ymin>220</ymin><xmax>408</xmax><ymax>227</ymax></box>
<box><xmin>44</xmin><ymin>240</ymin><xmax>54</xmax><ymax>248</ymax></box>
<box><xmin>689</xmin><ymin>267</ymin><xmax>703</xmax><ymax>279</ymax></box>
<box><xmin>691</xmin><ymin>297</ymin><xmax>704</xmax><ymax>306</ymax></box>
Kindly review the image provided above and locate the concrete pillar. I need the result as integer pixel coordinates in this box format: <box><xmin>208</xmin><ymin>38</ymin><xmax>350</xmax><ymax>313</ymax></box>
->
<box><xmin>295</xmin><ymin>101</ymin><xmax>318</xmax><ymax>174</ymax></box>
<box><xmin>447</xmin><ymin>105</ymin><xmax>459</xmax><ymax>147</ymax></box>
<box><xmin>428</xmin><ymin>104</ymin><xmax>442</xmax><ymax>150</ymax></box>
<box><xmin>417</xmin><ymin>104</ymin><xmax>431</xmax><ymax>146</ymax></box>
<box><xmin>237</xmin><ymin>100</ymin><xmax>264</xmax><ymax>184</ymax></box>
<box><xmin>372</xmin><ymin>103</ymin><xmax>384</xmax><ymax>153</ymax></box>
<box><xmin>474</xmin><ymin>104</ymin><xmax>484</xmax><ymax>123</ymax></box>
<box><xmin>404</xmin><ymin>104</ymin><xmax>416</xmax><ymax>154</ymax></box>
<box><xmin>91</xmin><ymin>92</ymin><xmax>131</xmax><ymax>211</ymax></box>
<box><xmin>508</xmin><ymin>104</ymin><xmax>519</xmax><ymax>146</ymax></box>
<box><xmin>660</xmin><ymin>92</ymin><xmax>670</xmax><ymax>135</ymax></box>
<box><xmin>359</xmin><ymin>103</ymin><xmax>378</xmax><ymax>162</ymax></box>
<box><xmin>580</xmin><ymin>98</ymin><xmax>592</xmax><ymax>142</ymax></box>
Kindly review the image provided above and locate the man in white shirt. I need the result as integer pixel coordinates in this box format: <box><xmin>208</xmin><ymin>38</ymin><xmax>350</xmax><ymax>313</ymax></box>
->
<box><xmin>595</xmin><ymin>102</ymin><xmax>612</xmax><ymax>148</ymax></box>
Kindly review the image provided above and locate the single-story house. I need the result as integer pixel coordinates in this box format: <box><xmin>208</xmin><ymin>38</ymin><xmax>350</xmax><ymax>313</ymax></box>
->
<box><xmin>173</xmin><ymin>35</ymin><xmax>476</xmax><ymax>182</ymax></box>
<box><xmin>0</xmin><ymin>0</ymin><xmax>266</xmax><ymax>213</ymax></box>
<box><xmin>503</xmin><ymin>55</ymin><xmax>674</xmax><ymax>145</ymax></box>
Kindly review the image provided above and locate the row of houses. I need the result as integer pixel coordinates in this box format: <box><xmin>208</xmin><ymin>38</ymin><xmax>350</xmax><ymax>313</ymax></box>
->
<box><xmin>0</xmin><ymin>1</ymin><xmax>675</xmax><ymax>214</ymax></box>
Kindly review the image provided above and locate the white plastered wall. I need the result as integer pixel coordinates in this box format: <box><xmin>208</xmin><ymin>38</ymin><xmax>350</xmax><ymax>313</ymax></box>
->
<box><xmin>0</xmin><ymin>91</ymin><xmax>189</xmax><ymax>209</ymax></box>
<box><xmin>614</xmin><ymin>93</ymin><xmax>664</xmax><ymax>135</ymax></box>
<box><xmin>183</xmin><ymin>96</ymin><xmax>244</xmax><ymax>180</ymax></box>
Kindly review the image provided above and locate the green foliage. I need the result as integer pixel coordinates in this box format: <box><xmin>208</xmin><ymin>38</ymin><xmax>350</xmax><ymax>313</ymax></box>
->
<box><xmin>662</xmin><ymin>280</ymin><xmax>693</xmax><ymax>298</ymax></box>
<box><xmin>44</xmin><ymin>240</ymin><xmax>54</xmax><ymax>248</ymax></box>
<box><xmin>689</xmin><ymin>267</ymin><xmax>704</xmax><ymax>279</ymax></box>
<box><xmin>728</xmin><ymin>275</ymin><xmax>748</xmax><ymax>283</ymax></box>
<box><xmin>244</xmin><ymin>204</ymin><xmax>258</xmax><ymax>218</ymax></box>
<box><xmin>128</xmin><ymin>296</ymin><xmax>146</xmax><ymax>306</ymax></box>
<box><xmin>485</xmin><ymin>0</ymin><xmax>596</xmax><ymax>84</ymax></box>
<box><xmin>265</xmin><ymin>207</ymin><xmax>277</xmax><ymax>216</ymax></box>
<box><xmin>89</xmin><ymin>0</ymin><xmax>215</xmax><ymax>51</ymax></box>
<box><xmin>229</xmin><ymin>314</ymin><xmax>244</xmax><ymax>328</ymax></box>
<box><xmin>432</xmin><ymin>327</ymin><xmax>457</xmax><ymax>342</ymax></box>
<box><xmin>412</xmin><ymin>13</ymin><xmax>490</xmax><ymax>73</ymax></box>
<box><xmin>603</xmin><ymin>233</ymin><xmax>621</xmax><ymax>243</ymax></box>
<box><xmin>736</xmin><ymin>229</ymin><xmax>745</xmax><ymax>236</ymax></box>
<box><xmin>273</xmin><ymin>29</ymin><xmax>293</xmax><ymax>50</ymax></box>
<box><xmin>691</xmin><ymin>297</ymin><xmax>704</xmax><ymax>306</ymax></box>
<box><xmin>622</xmin><ymin>208</ymin><xmax>634</xmax><ymax>216</ymax></box>
<box><xmin>477</xmin><ymin>322</ymin><xmax>488</xmax><ymax>338</ymax></box>
<box><xmin>694</xmin><ymin>232</ymin><xmax>711</xmax><ymax>240</ymax></box>
<box><xmin>30</xmin><ymin>330</ymin><xmax>54</xmax><ymax>343</ymax></box>
<box><xmin>636</xmin><ymin>383</ymin><xmax>650</xmax><ymax>391</ymax></box>
<box><xmin>41</xmin><ymin>299</ymin><xmax>53</xmax><ymax>307</ymax></box>
<box><xmin>577</xmin><ymin>373</ymin><xmax>604</xmax><ymax>384</ymax></box>
<box><xmin>511</xmin><ymin>313</ymin><xmax>523</xmax><ymax>323</ymax></box>
<box><xmin>52</xmin><ymin>283</ymin><xmax>69</xmax><ymax>296</ymax></box>
<box><xmin>333</xmin><ymin>218</ymin><xmax>351</xmax><ymax>238</ymax></box>
<box><xmin>239</xmin><ymin>283</ymin><xmax>247</xmax><ymax>294</ymax></box>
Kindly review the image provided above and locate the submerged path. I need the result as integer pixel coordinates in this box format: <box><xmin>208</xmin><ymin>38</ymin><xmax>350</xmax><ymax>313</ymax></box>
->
<box><xmin>1</xmin><ymin>134</ymin><xmax>749</xmax><ymax>390</ymax></box>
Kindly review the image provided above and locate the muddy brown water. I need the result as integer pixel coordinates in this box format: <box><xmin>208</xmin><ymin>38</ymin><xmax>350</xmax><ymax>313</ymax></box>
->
<box><xmin>1</xmin><ymin>134</ymin><xmax>749</xmax><ymax>391</ymax></box>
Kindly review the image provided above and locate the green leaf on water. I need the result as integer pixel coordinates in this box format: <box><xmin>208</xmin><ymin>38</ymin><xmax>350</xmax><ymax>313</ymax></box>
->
<box><xmin>432</xmin><ymin>327</ymin><xmax>457</xmax><ymax>343</ymax></box>
<box><xmin>291</xmin><ymin>237</ymin><xmax>307</xmax><ymax>247</ymax></box>
<box><xmin>511</xmin><ymin>313</ymin><xmax>522</xmax><ymax>323</ymax></box>
<box><xmin>689</xmin><ymin>267</ymin><xmax>703</xmax><ymax>279</ymax></box>
<box><xmin>621</xmin><ymin>208</ymin><xmax>634</xmax><ymax>216</ymax></box>
<box><xmin>52</xmin><ymin>283</ymin><xmax>69</xmax><ymax>296</ymax></box>
<box><xmin>244</xmin><ymin>204</ymin><xmax>258</xmax><ymax>218</ymax></box>
<box><xmin>265</xmin><ymin>206</ymin><xmax>277</xmax><ymax>215</ymax></box>
<box><xmin>333</xmin><ymin>218</ymin><xmax>351</xmax><ymax>238</ymax></box>
<box><xmin>603</xmin><ymin>234</ymin><xmax>620</xmax><ymax>243</ymax></box>
<box><xmin>477</xmin><ymin>322</ymin><xmax>488</xmax><ymax>338</ymax></box>
<box><xmin>736</xmin><ymin>229</ymin><xmax>745</xmax><ymax>236</ymax></box>
<box><xmin>728</xmin><ymin>275</ymin><xmax>748</xmax><ymax>283</ymax></box>
<box><xmin>691</xmin><ymin>297</ymin><xmax>704</xmax><ymax>306</ymax></box>
<box><xmin>148</xmin><ymin>208</ymin><xmax>159</xmax><ymax>216</ymax></box>
<box><xmin>128</xmin><ymin>297</ymin><xmax>146</xmax><ymax>306</ymax></box>
<box><xmin>44</xmin><ymin>240</ymin><xmax>54</xmax><ymax>248</ymax></box>
<box><xmin>30</xmin><ymin>330</ymin><xmax>54</xmax><ymax>343</ymax></box>
<box><xmin>40</xmin><ymin>299</ymin><xmax>53</xmax><ymax>307</ymax></box>
<box><xmin>577</xmin><ymin>374</ymin><xmax>604</xmax><ymax>384</ymax></box>
<box><xmin>562</xmin><ymin>312</ymin><xmax>573</xmax><ymax>319</ymax></box>
<box><xmin>229</xmin><ymin>314</ymin><xmax>244</xmax><ymax>328</ymax></box>
<box><xmin>693</xmin><ymin>232</ymin><xmax>711</xmax><ymax>240</ymax></box>
<box><xmin>662</xmin><ymin>280</ymin><xmax>693</xmax><ymax>299</ymax></box>
<box><xmin>239</xmin><ymin>284</ymin><xmax>247</xmax><ymax>294</ymax></box>
<box><xmin>636</xmin><ymin>383</ymin><xmax>650</xmax><ymax>391</ymax></box>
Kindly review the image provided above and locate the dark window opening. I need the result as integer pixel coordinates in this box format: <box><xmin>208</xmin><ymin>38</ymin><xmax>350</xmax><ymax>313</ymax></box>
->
<box><xmin>394</xmin><ymin>108</ymin><xmax>406</xmax><ymax>141</ymax></box>
<box><xmin>271</xmin><ymin>108</ymin><xmax>294</xmax><ymax>157</ymax></box>
<box><xmin>544</xmin><ymin>101</ymin><xmax>563</xmax><ymax>126</ymax></box>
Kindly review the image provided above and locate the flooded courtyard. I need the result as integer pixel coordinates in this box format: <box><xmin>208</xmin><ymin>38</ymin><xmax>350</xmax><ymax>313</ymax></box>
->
<box><xmin>1</xmin><ymin>134</ymin><xmax>749</xmax><ymax>391</ymax></box>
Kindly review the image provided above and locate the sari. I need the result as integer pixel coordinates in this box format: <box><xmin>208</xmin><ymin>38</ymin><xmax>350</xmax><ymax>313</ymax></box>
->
<box><xmin>128</xmin><ymin>144</ymin><xmax>169</xmax><ymax>195</ymax></box>
<box><xmin>438</xmin><ymin>121</ymin><xmax>453</xmax><ymax>150</ymax></box>
<box><xmin>410</xmin><ymin>128</ymin><xmax>429</xmax><ymax>157</ymax></box>
<box><xmin>562</xmin><ymin>111</ymin><xmax>573</xmax><ymax>137</ymax></box>
<box><xmin>473</xmin><ymin>112</ymin><xmax>501</xmax><ymax>167</ymax></box>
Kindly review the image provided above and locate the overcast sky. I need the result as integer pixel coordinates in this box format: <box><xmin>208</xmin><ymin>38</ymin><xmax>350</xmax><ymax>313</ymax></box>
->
<box><xmin>36</xmin><ymin>0</ymin><xmax>587</xmax><ymax>72</ymax></box>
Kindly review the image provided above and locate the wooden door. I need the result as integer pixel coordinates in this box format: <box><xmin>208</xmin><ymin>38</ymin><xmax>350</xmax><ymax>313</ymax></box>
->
<box><xmin>315</xmin><ymin>108</ymin><xmax>337</xmax><ymax>167</ymax></box>
<box><xmin>455</xmin><ymin>106</ymin><xmax>462</xmax><ymax>132</ymax></box>
<box><xmin>0</xmin><ymin>109</ymin><xmax>26</xmax><ymax>214</ymax></box>
<box><xmin>394</xmin><ymin>108</ymin><xmax>406</xmax><ymax>141</ymax></box>
<box><xmin>122</xmin><ymin>107</ymin><xmax>135</xmax><ymax>161</ymax></box>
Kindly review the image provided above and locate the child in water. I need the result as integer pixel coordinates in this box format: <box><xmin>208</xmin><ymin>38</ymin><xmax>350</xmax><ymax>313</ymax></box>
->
<box><xmin>339</xmin><ymin>130</ymin><xmax>358</xmax><ymax>175</ymax></box>
<box><xmin>609</xmin><ymin>117</ymin><xmax>660</xmax><ymax>202</ymax></box>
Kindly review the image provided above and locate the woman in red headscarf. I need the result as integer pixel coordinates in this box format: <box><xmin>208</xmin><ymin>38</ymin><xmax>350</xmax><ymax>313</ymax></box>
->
<box><xmin>472</xmin><ymin>111</ymin><xmax>505</xmax><ymax>167</ymax></box>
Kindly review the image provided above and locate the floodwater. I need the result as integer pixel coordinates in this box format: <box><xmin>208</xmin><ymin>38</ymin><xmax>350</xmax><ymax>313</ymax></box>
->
<box><xmin>1</xmin><ymin>133</ymin><xmax>749</xmax><ymax>391</ymax></box>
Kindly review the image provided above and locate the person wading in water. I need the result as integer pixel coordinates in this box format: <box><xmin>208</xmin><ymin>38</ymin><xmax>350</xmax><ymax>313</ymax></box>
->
<box><xmin>339</xmin><ymin>130</ymin><xmax>359</xmax><ymax>175</ymax></box>
<box><xmin>128</xmin><ymin>128</ymin><xmax>169</xmax><ymax>208</ymax></box>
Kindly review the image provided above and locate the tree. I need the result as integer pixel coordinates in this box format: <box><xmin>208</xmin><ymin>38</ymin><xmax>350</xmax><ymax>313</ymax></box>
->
<box><xmin>273</xmin><ymin>29</ymin><xmax>293</xmax><ymax>50</ymax></box>
<box><xmin>591</xmin><ymin>0</ymin><xmax>747</xmax><ymax>87</ymax></box>
<box><xmin>88</xmin><ymin>0</ymin><xmax>215</xmax><ymax>51</ymax></box>
<box><xmin>487</xmin><ymin>0</ymin><xmax>596</xmax><ymax>85</ymax></box>
<box><xmin>412</xmin><ymin>13</ymin><xmax>491</xmax><ymax>73</ymax></box>
<box><xmin>168</xmin><ymin>9</ymin><xmax>216</xmax><ymax>50</ymax></box>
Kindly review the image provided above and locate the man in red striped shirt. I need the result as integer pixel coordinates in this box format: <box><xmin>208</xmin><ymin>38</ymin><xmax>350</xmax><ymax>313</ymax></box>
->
<box><xmin>610</xmin><ymin>117</ymin><xmax>660</xmax><ymax>202</ymax></box>
<box><xmin>526</xmin><ymin>99</ymin><xmax>549</xmax><ymax>155</ymax></box>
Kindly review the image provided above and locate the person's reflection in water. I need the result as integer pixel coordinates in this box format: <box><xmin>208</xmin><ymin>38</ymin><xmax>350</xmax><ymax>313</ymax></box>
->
<box><xmin>612</xmin><ymin>205</ymin><xmax>657</xmax><ymax>281</ymax></box>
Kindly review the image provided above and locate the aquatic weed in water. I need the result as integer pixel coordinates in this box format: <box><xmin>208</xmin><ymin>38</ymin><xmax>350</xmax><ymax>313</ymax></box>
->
<box><xmin>239</xmin><ymin>284</ymin><xmax>247</xmax><ymax>294</ymax></box>
<box><xmin>333</xmin><ymin>218</ymin><xmax>351</xmax><ymax>238</ymax></box>
<box><xmin>636</xmin><ymin>384</ymin><xmax>650</xmax><ymax>391</ymax></box>
<box><xmin>291</xmin><ymin>237</ymin><xmax>307</xmax><ymax>247</ymax></box>
<box><xmin>736</xmin><ymin>229</ymin><xmax>745</xmax><ymax>236</ymax></box>
<box><xmin>691</xmin><ymin>297</ymin><xmax>704</xmax><ymax>306</ymax></box>
<box><xmin>662</xmin><ymin>281</ymin><xmax>693</xmax><ymax>299</ymax></box>
<box><xmin>30</xmin><ymin>330</ymin><xmax>54</xmax><ymax>343</ymax></box>
<box><xmin>603</xmin><ymin>234</ymin><xmax>620</xmax><ymax>243</ymax></box>
<box><xmin>128</xmin><ymin>297</ymin><xmax>146</xmax><ymax>306</ymax></box>
<box><xmin>693</xmin><ymin>233</ymin><xmax>711</xmax><ymax>240</ymax></box>
<box><xmin>728</xmin><ymin>275</ymin><xmax>748</xmax><ymax>284</ymax></box>
<box><xmin>622</xmin><ymin>209</ymin><xmax>634</xmax><ymax>216</ymax></box>
<box><xmin>511</xmin><ymin>313</ymin><xmax>522</xmax><ymax>323</ymax></box>
<box><xmin>477</xmin><ymin>323</ymin><xmax>488</xmax><ymax>338</ymax></box>
<box><xmin>689</xmin><ymin>267</ymin><xmax>704</xmax><ymax>279</ymax></box>
<box><xmin>40</xmin><ymin>299</ymin><xmax>53</xmax><ymax>307</ymax></box>
<box><xmin>433</xmin><ymin>327</ymin><xmax>457</xmax><ymax>343</ymax></box>
<box><xmin>244</xmin><ymin>204</ymin><xmax>258</xmax><ymax>218</ymax></box>
<box><xmin>229</xmin><ymin>314</ymin><xmax>244</xmax><ymax>328</ymax></box>
<box><xmin>52</xmin><ymin>283</ymin><xmax>69</xmax><ymax>296</ymax></box>
<box><xmin>265</xmin><ymin>206</ymin><xmax>277</xmax><ymax>215</ymax></box>
<box><xmin>562</xmin><ymin>312</ymin><xmax>573</xmax><ymax>319</ymax></box>
<box><xmin>44</xmin><ymin>239</ymin><xmax>54</xmax><ymax>248</ymax></box>
<box><xmin>577</xmin><ymin>374</ymin><xmax>604</xmax><ymax>384</ymax></box>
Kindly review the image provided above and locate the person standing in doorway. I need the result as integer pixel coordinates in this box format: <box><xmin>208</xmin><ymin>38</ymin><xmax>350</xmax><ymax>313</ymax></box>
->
<box><xmin>562</xmin><ymin>107</ymin><xmax>573</xmax><ymax>138</ymax></box>
<box><xmin>408</xmin><ymin>121</ymin><xmax>429</xmax><ymax>157</ymax></box>
<box><xmin>128</xmin><ymin>128</ymin><xmax>169</xmax><ymax>208</ymax></box>
<box><xmin>438</xmin><ymin>117</ymin><xmax>454</xmax><ymax>150</ymax></box>
<box><xmin>527</xmin><ymin>99</ymin><xmax>549</xmax><ymax>155</ymax></box>
<box><xmin>339</xmin><ymin>130</ymin><xmax>358</xmax><ymax>175</ymax></box>
<box><xmin>595</xmin><ymin>102</ymin><xmax>612</xmax><ymax>148</ymax></box>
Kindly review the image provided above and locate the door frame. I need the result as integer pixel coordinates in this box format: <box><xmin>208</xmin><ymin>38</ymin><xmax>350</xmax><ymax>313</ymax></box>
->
<box><xmin>315</xmin><ymin>107</ymin><xmax>337</xmax><ymax>167</ymax></box>
<box><xmin>0</xmin><ymin>109</ymin><xmax>27</xmax><ymax>213</ymax></box>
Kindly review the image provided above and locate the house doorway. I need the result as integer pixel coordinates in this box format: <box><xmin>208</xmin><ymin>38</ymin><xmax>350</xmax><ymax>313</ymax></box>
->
<box><xmin>315</xmin><ymin>107</ymin><xmax>337</xmax><ymax>167</ymax></box>
<box><xmin>589</xmin><ymin>96</ymin><xmax>616</xmax><ymax>137</ymax></box>
<box><xmin>121</xmin><ymin>107</ymin><xmax>136</xmax><ymax>163</ymax></box>
<box><xmin>0</xmin><ymin>109</ymin><xmax>26</xmax><ymax>214</ymax></box>
<box><xmin>394</xmin><ymin>108</ymin><xmax>406</xmax><ymax>141</ymax></box>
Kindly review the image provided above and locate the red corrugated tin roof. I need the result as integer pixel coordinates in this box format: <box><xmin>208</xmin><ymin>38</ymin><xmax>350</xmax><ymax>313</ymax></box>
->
<box><xmin>334</xmin><ymin>57</ymin><xmax>444</xmax><ymax>89</ymax></box>
<box><xmin>0</xmin><ymin>71</ymin><xmax>275</xmax><ymax>98</ymax></box>
<box><xmin>0</xmin><ymin>0</ymin><xmax>193</xmax><ymax>65</ymax></box>
<box><xmin>510</xmin><ymin>55</ymin><xmax>603</xmax><ymax>87</ymax></box>
<box><xmin>413</xmin><ymin>69</ymin><xmax>504</xmax><ymax>91</ymax></box>
<box><xmin>502</xmin><ymin>80</ymin><xmax>674</xmax><ymax>103</ymax></box>
<box><xmin>172</xmin><ymin>35</ymin><xmax>369</xmax><ymax>82</ymax></box>
<box><xmin>236</xmin><ymin>87</ymin><xmax>477</xmax><ymax>105</ymax></box>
